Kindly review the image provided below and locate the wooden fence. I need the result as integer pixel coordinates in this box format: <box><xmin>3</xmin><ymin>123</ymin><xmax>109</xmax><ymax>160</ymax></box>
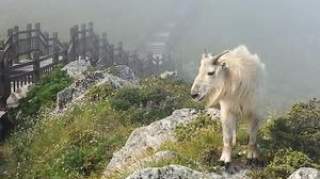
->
<box><xmin>0</xmin><ymin>22</ymin><xmax>146</xmax><ymax>111</ymax></box>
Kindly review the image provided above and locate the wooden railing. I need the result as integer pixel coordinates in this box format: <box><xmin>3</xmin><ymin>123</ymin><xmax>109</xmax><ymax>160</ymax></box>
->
<box><xmin>0</xmin><ymin>22</ymin><xmax>166</xmax><ymax>111</ymax></box>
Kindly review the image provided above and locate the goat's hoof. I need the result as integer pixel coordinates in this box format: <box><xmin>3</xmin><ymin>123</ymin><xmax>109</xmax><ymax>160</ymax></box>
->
<box><xmin>247</xmin><ymin>158</ymin><xmax>264</xmax><ymax>167</ymax></box>
<box><xmin>218</xmin><ymin>161</ymin><xmax>231</xmax><ymax>169</ymax></box>
<box><xmin>224</xmin><ymin>162</ymin><xmax>231</xmax><ymax>170</ymax></box>
<box><xmin>246</xmin><ymin>158</ymin><xmax>253</xmax><ymax>165</ymax></box>
<box><xmin>218</xmin><ymin>160</ymin><xmax>225</xmax><ymax>166</ymax></box>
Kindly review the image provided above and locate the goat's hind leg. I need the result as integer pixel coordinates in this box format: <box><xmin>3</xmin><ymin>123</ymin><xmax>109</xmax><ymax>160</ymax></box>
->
<box><xmin>247</xmin><ymin>114</ymin><xmax>261</xmax><ymax>166</ymax></box>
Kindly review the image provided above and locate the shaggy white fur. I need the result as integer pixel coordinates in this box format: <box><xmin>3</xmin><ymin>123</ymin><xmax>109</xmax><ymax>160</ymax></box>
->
<box><xmin>191</xmin><ymin>45</ymin><xmax>265</xmax><ymax>164</ymax></box>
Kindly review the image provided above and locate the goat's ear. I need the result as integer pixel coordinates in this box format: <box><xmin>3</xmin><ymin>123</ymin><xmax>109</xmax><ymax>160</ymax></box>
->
<box><xmin>221</xmin><ymin>62</ymin><xmax>227</xmax><ymax>70</ymax></box>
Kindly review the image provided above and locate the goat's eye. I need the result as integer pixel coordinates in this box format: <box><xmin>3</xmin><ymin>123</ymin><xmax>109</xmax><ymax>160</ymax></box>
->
<box><xmin>208</xmin><ymin>71</ymin><xmax>215</xmax><ymax>76</ymax></box>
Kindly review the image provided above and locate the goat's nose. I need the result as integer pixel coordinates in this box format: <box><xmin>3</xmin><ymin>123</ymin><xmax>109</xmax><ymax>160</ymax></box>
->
<box><xmin>191</xmin><ymin>93</ymin><xmax>199</xmax><ymax>99</ymax></box>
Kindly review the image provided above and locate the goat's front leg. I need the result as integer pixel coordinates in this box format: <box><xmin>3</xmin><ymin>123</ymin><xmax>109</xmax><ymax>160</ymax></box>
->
<box><xmin>247</xmin><ymin>114</ymin><xmax>260</xmax><ymax>164</ymax></box>
<box><xmin>219</xmin><ymin>111</ymin><xmax>237</xmax><ymax>165</ymax></box>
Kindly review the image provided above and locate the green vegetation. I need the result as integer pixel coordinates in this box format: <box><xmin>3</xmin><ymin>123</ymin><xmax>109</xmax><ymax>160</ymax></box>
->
<box><xmin>109</xmin><ymin>78</ymin><xmax>203</xmax><ymax>124</ymax></box>
<box><xmin>156</xmin><ymin>115</ymin><xmax>224</xmax><ymax>172</ymax></box>
<box><xmin>8</xmin><ymin>66</ymin><xmax>72</xmax><ymax>129</ymax></box>
<box><xmin>250</xmin><ymin>99</ymin><xmax>320</xmax><ymax>178</ymax></box>
<box><xmin>1</xmin><ymin>76</ymin><xmax>202</xmax><ymax>178</ymax></box>
<box><xmin>147</xmin><ymin>99</ymin><xmax>320</xmax><ymax>179</ymax></box>
<box><xmin>2</xmin><ymin>66</ymin><xmax>320</xmax><ymax>179</ymax></box>
<box><xmin>2</xmin><ymin>101</ymin><xmax>133</xmax><ymax>178</ymax></box>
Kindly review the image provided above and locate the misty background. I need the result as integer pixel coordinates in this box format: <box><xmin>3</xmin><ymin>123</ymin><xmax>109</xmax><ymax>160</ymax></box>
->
<box><xmin>1</xmin><ymin>0</ymin><xmax>320</xmax><ymax>110</ymax></box>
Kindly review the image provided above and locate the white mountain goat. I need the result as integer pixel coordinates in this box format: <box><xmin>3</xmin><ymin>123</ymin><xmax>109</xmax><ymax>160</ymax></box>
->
<box><xmin>191</xmin><ymin>45</ymin><xmax>265</xmax><ymax>166</ymax></box>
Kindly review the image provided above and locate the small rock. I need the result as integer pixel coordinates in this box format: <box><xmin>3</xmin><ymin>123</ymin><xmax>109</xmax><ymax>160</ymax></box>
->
<box><xmin>160</xmin><ymin>71</ymin><xmax>178</xmax><ymax>80</ymax></box>
<box><xmin>62</xmin><ymin>59</ymin><xmax>91</xmax><ymax>79</ymax></box>
<box><xmin>126</xmin><ymin>164</ymin><xmax>249</xmax><ymax>179</ymax></box>
<box><xmin>126</xmin><ymin>165</ymin><xmax>208</xmax><ymax>179</ymax></box>
<box><xmin>107</xmin><ymin>65</ymin><xmax>138</xmax><ymax>82</ymax></box>
<box><xmin>288</xmin><ymin>168</ymin><xmax>320</xmax><ymax>179</ymax></box>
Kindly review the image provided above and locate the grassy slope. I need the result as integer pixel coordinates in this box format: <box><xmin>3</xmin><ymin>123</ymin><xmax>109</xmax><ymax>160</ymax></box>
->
<box><xmin>146</xmin><ymin>99</ymin><xmax>320</xmax><ymax>179</ymax></box>
<box><xmin>0</xmin><ymin>73</ymin><xmax>202</xmax><ymax>178</ymax></box>
<box><xmin>1</xmin><ymin>67</ymin><xmax>320</xmax><ymax>179</ymax></box>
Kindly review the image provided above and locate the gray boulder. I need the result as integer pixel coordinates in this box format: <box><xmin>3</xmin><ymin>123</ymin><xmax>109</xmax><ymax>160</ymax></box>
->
<box><xmin>160</xmin><ymin>71</ymin><xmax>178</xmax><ymax>80</ymax></box>
<box><xmin>56</xmin><ymin>71</ymin><xmax>134</xmax><ymax>112</ymax></box>
<box><xmin>127</xmin><ymin>165</ymin><xmax>210</xmax><ymax>179</ymax></box>
<box><xmin>288</xmin><ymin>168</ymin><xmax>320</xmax><ymax>179</ymax></box>
<box><xmin>62</xmin><ymin>59</ymin><xmax>91</xmax><ymax>79</ymax></box>
<box><xmin>102</xmin><ymin>108</ymin><xmax>221</xmax><ymax>178</ymax></box>
<box><xmin>107</xmin><ymin>65</ymin><xmax>138</xmax><ymax>82</ymax></box>
<box><xmin>126</xmin><ymin>165</ymin><xmax>248</xmax><ymax>179</ymax></box>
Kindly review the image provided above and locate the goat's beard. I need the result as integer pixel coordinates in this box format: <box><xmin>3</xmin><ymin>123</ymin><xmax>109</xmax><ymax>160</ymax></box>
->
<box><xmin>206</xmin><ymin>85</ymin><xmax>225</xmax><ymax>108</ymax></box>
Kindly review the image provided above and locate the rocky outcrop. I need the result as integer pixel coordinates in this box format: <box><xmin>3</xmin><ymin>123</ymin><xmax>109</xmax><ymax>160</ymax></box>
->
<box><xmin>62</xmin><ymin>59</ymin><xmax>91</xmax><ymax>79</ymax></box>
<box><xmin>126</xmin><ymin>165</ymin><xmax>248</xmax><ymax>179</ymax></box>
<box><xmin>57</xmin><ymin>61</ymin><xmax>138</xmax><ymax>112</ymax></box>
<box><xmin>127</xmin><ymin>165</ymin><xmax>211</xmax><ymax>179</ymax></box>
<box><xmin>56</xmin><ymin>71</ymin><xmax>134</xmax><ymax>112</ymax></box>
<box><xmin>107</xmin><ymin>65</ymin><xmax>138</xmax><ymax>82</ymax></box>
<box><xmin>160</xmin><ymin>71</ymin><xmax>178</xmax><ymax>80</ymax></box>
<box><xmin>288</xmin><ymin>168</ymin><xmax>320</xmax><ymax>179</ymax></box>
<box><xmin>102</xmin><ymin>108</ymin><xmax>221</xmax><ymax>178</ymax></box>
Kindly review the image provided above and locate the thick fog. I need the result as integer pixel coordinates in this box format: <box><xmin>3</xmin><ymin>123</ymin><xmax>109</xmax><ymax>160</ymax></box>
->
<box><xmin>1</xmin><ymin>0</ymin><xmax>320</xmax><ymax>110</ymax></box>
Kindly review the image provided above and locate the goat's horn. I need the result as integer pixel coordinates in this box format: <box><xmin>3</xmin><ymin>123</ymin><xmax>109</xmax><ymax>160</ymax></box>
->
<box><xmin>203</xmin><ymin>48</ymin><xmax>208</xmax><ymax>58</ymax></box>
<box><xmin>213</xmin><ymin>50</ymin><xmax>230</xmax><ymax>64</ymax></box>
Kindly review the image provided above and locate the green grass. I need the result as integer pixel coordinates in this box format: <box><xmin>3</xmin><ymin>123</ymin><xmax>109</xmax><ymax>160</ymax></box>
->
<box><xmin>148</xmin><ymin>114</ymin><xmax>247</xmax><ymax>173</ymax></box>
<box><xmin>146</xmin><ymin>99</ymin><xmax>320</xmax><ymax>179</ymax></box>
<box><xmin>8</xmin><ymin>66</ymin><xmax>72</xmax><ymax>129</ymax></box>
<box><xmin>1</xmin><ymin>77</ymin><xmax>203</xmax><ymax>178</ymax></box>
<box><xmin>2</xmin><ymin>101</ymin><xmax>134</xmax><ymax>178</ymax></box>
<box><xmin>3</xmin><ymin>70</ymin><xmax>319</xmax><ymax>179</ymax></box>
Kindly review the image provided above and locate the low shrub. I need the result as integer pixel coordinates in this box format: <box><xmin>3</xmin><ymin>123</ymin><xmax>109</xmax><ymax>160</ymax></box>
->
<box><xmin>110</xmin><ymin>77</ymin><xmax>204</xmax><ymax>124</ymax></box>
<box><xmin>9</xmin><ymin>66</ymin><xmax>72</xmax><ymax>128</ymax></box>
<box><xmin>249</xmin><ymin>149</ymin><xmax>318</xmax><ymax>179</ymax></box>
<box><xmin>264</xmin><ymin>99</ymin><xmax>320</xmax><ymax>162</ymax></box>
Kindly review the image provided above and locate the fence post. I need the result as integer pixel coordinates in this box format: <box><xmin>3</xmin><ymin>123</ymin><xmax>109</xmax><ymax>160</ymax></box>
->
<box><xmin>88</xmin><ymin>22</ymin><xmax>94</xmax><ymax>51</ymax></box>
<box><xmin>44</xmin><ymin>32</ymin><xmax>50</xmax><ymax>55</ymax></box>
<box><xmin>7</xmin><ymin>29</ymin><xmax>14</xmax><ymax>66</ymax></box>
<box><xmin>34</xmin><ymin>23</ymin><xmax>41</xmax><ymax>52</ymax></box>
<box><xmin>74</xmin><ymin>25</ymin><xmax>79</xmax><ymax>60</ymax></box>
<box><xmin>26</xmin><ymin>23</ymin><xmax>32</xmax><ymax>59</ymax></box>
<box><xmin>63</xmin><ymin>48</ymin><xmax>68</xmax><ymax>65</ymax></box>
<box><xmin>117</xmin><ymin>41</ymin><xmax>123</xmax><ymax>65</ymax></box>
<box><xmin>68</xmin><ymin>26</ymin><xmax>75</xmax><ymax>61</ymax></box>
<box><xmin>33</xmin><ymin>23</ymin><xmax>41</xmax><ymax>82</ymax></box>
<box><xmin>33</xmin><ymin>51</ymin><xmax>40</xmax><ymax>82</ymax></box>
<box><xmin>0</xmin><ymin>51</ymin><xmax>10</xmax><ymax>110</ymax></box>
<box><xmin>13</xmin><ymin>26</ymin><xmax>19</xmax><ymax>64</ymax></box>
<box><xmin>53</xmin><ymin>32</ymin><xmax>59</xmax><ymax>64</ymax></box>
<box><xmin>101</xmin><ymin>33</ymin><xmax>109</xmax><ymax>66</ymax></box>
<box><xmin>102</xmin><ymin>33</ymin><xmax>108</xmax><ymax>48</ymax></box>
<box><xmin>81</xmin><ymin>24</ymin><xmax>86</xmax><ymax>59</ymax></box>
<box><xmin>110</xmin><ymin>44</ymin><xmax>114</xmax><ymax>66</ymax></box>
<box><xmin>93</xmin><ymin>34</ymin><xmax>100</xmax><ymax>66</ymax></box>
<box><xmin>88</xmin><ymin>22</ymin><xmax>98</xmax><ymax>65</ymax></box>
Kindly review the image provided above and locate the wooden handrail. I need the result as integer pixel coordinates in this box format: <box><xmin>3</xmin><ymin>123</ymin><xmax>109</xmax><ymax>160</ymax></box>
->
<box><xmin>39</xmin><ymin>31</ymin><xmax>50</xmax><ymax>42</ymax></box>
<box><xmin>9</xmin><ymin>61</ymin><xmax>34</xmax><ymax>70</ymax></box>
<box><xmin>9</xmin><ymin>71</ymin><xmax>33</xmax><ymax>81</ymax></box>
<box><xmin>18</xmin><ymin>29</ymin><xmax>37</xmax><ymax>35</ymax></box>
<box><xmin>1</xmin><ymin>22</ymin><xmax>144</xmax><ymax>111</ymax></box>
